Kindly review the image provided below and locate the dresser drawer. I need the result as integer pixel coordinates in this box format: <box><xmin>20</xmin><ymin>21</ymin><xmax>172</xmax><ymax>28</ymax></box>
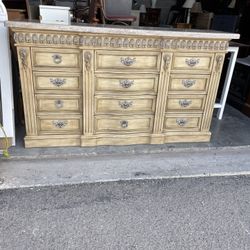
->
<box><xmin>95</xmin><ymin>96</ymin><xmax>156</xmax><ymax>114</ymax></box>
<box><xmin>95</xmin><ymin>115</ymin><xmax>153</xmax><ymax>133</ymax></box>
<box><xmin>95</xmin><ymin>50</ymin><xmax>161</xmax><ymax>71</ymax></box>
<box><xmin>37</xmin><ymin>116</ymin><xmax>82</xmax><ymax>135</ymax></box>
<box><xmin>164</xmin><ymin>114</ymin><xmax>202</xmax><ymax>131</ymax></box>
<box><xmin>166</xmin><ymin>95</ymin><xmax>206</xmax><ymax>112</ymax></box>
<box><xmin>33</xmin><ymin>72</ymin><xmax>81</xmax><ymax>92</ymax></box>
<box><xmin>169</xmin><ymin>75</ymin><xmax>209</xmax><ymax>93</ymax></box>
<box><xmin>172</xmin><ymin>53</ymin><xmax>213</xmax><ymax>72</ymax></box>
<box><xmin>36</xmin><ymin>95</ymin><xmax>81</xmax><ymax>113</ymax></box>
<box><xmin>32</xmin><ymin>48</ymin><xmax>80</xmax><ymax>68</ymax></box>
<box><xmin>95</xmin><ymin>74</ymin><xmax>158</xmax><ymax>93</ymax></box>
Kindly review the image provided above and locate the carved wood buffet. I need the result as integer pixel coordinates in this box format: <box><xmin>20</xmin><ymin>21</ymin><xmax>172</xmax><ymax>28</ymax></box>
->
<box><xmin>8</xmin><ymin>21</ymin><xmax>239</xmax><ymax>148</ymax></box>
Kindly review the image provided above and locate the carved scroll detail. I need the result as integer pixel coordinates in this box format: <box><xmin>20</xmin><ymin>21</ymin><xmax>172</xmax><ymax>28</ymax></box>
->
<box><xmin>84</xmin><ymin>51</ymin><xmax>92</xmax><ymax>71</ymax></box>
<box><xmin>163</xmin><ymin>54</ymin><xmax>171</xmax><ymax>71</ymax></box>
<box><xmin>216</xmin><ymin>55</ymin><xmax>223</xmax><ymax>72</ymax></box>
<box><xmin>19</xmin><ymin>48</ymin><xmax>27</xmax><ymax>68</ymax></box>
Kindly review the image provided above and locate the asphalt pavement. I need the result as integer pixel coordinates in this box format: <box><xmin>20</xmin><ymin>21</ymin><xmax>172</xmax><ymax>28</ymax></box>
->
<box><xmin>1</xmin><ymin>175</ymin><xmax>250</xmax><ymax>250</ymax></box>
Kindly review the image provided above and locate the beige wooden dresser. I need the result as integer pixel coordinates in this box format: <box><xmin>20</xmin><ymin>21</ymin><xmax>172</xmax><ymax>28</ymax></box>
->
<box><xmin>8</xmin><ymin>21</ymin><xmax>239</xmax><ymax>148</ymax></box>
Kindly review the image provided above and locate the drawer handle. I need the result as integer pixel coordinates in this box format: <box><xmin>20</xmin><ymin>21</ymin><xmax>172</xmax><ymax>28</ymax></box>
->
<box><xmin>120</xmin><ymin>120</ymin><xmax>128</xmax><ymax>128</ymax></box>
<box><xmin>120</xmin><ymin>57</ymin><xmax>136</xmax><ymax>66</ymax></box>
<box><xmin>119</xmin><ymin>79</ymin><xmax>134</xmax><ymax>88</ymax></box>
<box><xmin>179</xmin><ymin>99</ymin><xmax>192</xmax><ymax>108</ymax></box>
<box><xmin>176</xmin><ymin>119</ymin><xmax>188</xmax><ymax>127</ymax></box>
<box><xmin>52</xmin><ymin>54</ymin><xmax>62</xmax><ymax>64</ymax></box>
<box><xmin>50</xmin><ymin>78</ymin><xmax>66</xmax><ymax>87</ymax></box>
<box><xmin>182</xmin><ymin>79</ymin><xmax>196</xmax><ymax>88</ymax></box>
<box><xmin>55</xmin><ymin>100</ymin><xmax>64</xmax><ymax>109</ymax></box>
<box><xmin>53</xmin><ymin>120</ymin><xmax>67</xmax><ymax>128</ymax></box>
<box><xmin>119</xmin><ymin>101</ymin><xmax>133</xmax><ymax>109</ymax></box>
<box><xmin>185</xmin><ymin>58</ymin><xmax>200</xmax><ymax>67</ymax></box>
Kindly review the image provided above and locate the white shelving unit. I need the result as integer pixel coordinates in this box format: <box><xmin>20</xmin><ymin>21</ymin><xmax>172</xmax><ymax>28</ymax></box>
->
<box><xmin>0</xmin><ymin>0</ymin><xmax>15</xmax><ymax>146</ymax></box>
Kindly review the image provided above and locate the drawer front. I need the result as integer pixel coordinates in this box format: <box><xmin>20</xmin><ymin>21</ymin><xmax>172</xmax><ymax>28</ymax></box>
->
<box><xmin>33</xmin><ymin>72</ymin><xmax>81</xmax><ymax>91</ymax></box>
<box><xmin>95</xmin><ymin>96</ymin><xmax>156</xmax><ymax>114</ymax></box>
<box><xmin>95</xmin><ymin>51</ymin><xmax>160</xmax><ymax>71</ymax></box>
<box><xmin>38</xmin><ymin>116</ymin><xmax>82</xmax><ymax>134</ymax></box>
<box><xmin>166</xmin><ymin>95</ymin><xmax>205</xmax><ymax>111</ymax></box>
<box><xmin>36</xmin><ymin>95</ymin><xmax>81</xmax><ymax>113</ymax></box>
<box><xmin>32</xmin><ymin>48</ymin><xmax>80</xmax><ymax>68</ymax></box>
<box><xmin>95</xmin><ymin>115</ymin><xmax>153</xmax><ymax>133</ymax></box>
<box><xmin>172</xmin><ymin>53</ymin><xmax>213</xmax><ymax>72</ymax></box>
<box><xmin>169</xmin><ymin>75</ymin><xmax>209</xmax><ymax>92</ymax></box>
<box><xmin>95</xmin><ymin>74</ymin><xmax>158</xmax><ymax>93</ymax></box>
<box><xmin>164</xmin><ymin>115</ymin><xmax>202</xmax><ymax>131</ymax></box>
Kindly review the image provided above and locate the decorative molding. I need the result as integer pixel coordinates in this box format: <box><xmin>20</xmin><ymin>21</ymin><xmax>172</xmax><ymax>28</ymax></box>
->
<box><xmin>19</xmin><ymin>48</ymin><xmax>27</xmax><ymax>68</ymax></box>
<box><xmin>13</xmin><ymin>32</ymin><xmax>229</xmax><ymax>51</ymax></box>
<box><xmin>216</xmin><ymin>55</ymin><xmax>224</xmax><ymax>72</ymax></box>
<box><xmin>84</xmin><ymin>51</ymin><xmax>92</xmax><ymax>71</ymax></box>
<box><xmin>163</xmin><ymin>54</ymin><xmax>171</xmax><ymax>70</ymax></box>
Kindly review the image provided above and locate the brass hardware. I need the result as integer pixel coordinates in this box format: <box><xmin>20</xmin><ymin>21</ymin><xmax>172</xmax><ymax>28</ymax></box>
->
<box><xmin>176</xmin><ymin>119</ymin><xmax>187</xmax><ymax>127</ymax></box>
<box><xmin>120</xmin><ymin>57</ymin><xmax>136</xmax><ymax>66</ymax></box>
<box><xmin>119</xmin><ymin>101</ymin><xmax>133</xmax><ymax>109</ymax></box>
<box><xmin>119</xmin><ymin>79</ymin><xmax>134</xmax><ymax>88</ymax></box>
<box><xmin>52</xmin><ymin>54</ymin><xmax>62</xmax><ymax>64</ymax></box>
<box><xmin>185</xmin><ymin>58</ymin><xmax>200</xmax><ymax>67</ymax></box>
<box><xmin>50</xmin><ymin>78</ymin><xmax>66</xmax><ymax>87</ymax></box>
<box><xmin>55</xmin><ymin>100</ymin><xmax>64</xmax><ymax>109</ymax></box>
<box><xmin>53</xmin><ymin>120</ymin><xmax>67</xmax><ymax>128</ymax></box>
<box><xmin>179</xmin><ymin>99</ymin><xmax>192</xmax><ymax>108</ymax></box>
<box><xmin>182</xmin><ymin>79</ymin><xmax>196</xmax><ymax>88</ymax></box>
<box><xmin>120</xmin><ymin>120</ymin><xmax>128</xmax><ymax>128</ymax></box>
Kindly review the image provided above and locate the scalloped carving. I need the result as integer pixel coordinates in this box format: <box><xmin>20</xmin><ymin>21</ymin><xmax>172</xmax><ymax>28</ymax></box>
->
<box><xmin>12</xmin><ymin>32</ymin><xmax>229</xmax><ymax>51</ymax></box>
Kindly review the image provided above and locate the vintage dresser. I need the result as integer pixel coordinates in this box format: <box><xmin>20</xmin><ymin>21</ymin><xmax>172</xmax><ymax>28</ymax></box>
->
<box><xmin>8</xmin><ymin>21</ymin><xmax>239</xmax><ymax>147</ymax></box>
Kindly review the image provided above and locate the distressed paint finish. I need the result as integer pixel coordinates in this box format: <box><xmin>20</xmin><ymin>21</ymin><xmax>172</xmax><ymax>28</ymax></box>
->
<box><xmin>9</xmin><ymin>22</ymin><xmax>238</xmax><ymax>148</ymax></box>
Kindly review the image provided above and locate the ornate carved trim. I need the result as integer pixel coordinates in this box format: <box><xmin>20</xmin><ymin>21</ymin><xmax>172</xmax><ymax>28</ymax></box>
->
<box><xmin>163</xmin><ymin>54</ymin><xmax>171</xmax><ymax>71</ymax></box>
<box><xmin>216</xmin><ymin>55</ymin><xmax>224</xmax><ymax>72</ymax></box>
<box><xmin>84</xmin><ymin>51</ymin><xmax>92</xmax><ymax>71</ymax></box>
<box><xmin>13</xmin><ymin>32</ymin><xmax>229</xmax><ymax>51</ymax></box>
<box><xmin>19</xmin><ymin>48</ymin><xmax>27</xmax><ymax>68</ymax></box>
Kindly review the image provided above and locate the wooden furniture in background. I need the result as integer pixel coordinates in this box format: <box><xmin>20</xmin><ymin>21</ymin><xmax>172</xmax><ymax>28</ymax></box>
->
<box><xmin>139</xmin><ymin>8</ymin><xmax>161</xmax><ymax>27</ymax></box>
<box><xmin>9</xmin><ymin>21</ymin><xmax>238</xmax><ymax>148</ymax></box>
<box><xmin>89</xmin><ymin>0</ymin><xmax>102</xmax><ymax>23</ymax></box>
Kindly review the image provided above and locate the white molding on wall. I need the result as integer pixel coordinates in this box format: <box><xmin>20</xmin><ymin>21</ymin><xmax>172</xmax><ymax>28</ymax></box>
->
<box><xmin>0</xmin><ymin>0</ymin><xmax>15</xmax><ymax>145</ymax></box>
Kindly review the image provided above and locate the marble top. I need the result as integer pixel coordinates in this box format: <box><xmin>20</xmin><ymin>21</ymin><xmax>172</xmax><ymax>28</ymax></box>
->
<box><xmin>7</xmin><ymin>21</ymin><xmax>240</xmax><ymax>40</ymax></box>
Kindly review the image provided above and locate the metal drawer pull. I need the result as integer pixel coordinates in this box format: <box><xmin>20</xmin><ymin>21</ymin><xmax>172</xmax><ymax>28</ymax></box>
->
<box><xmin>176</xmin><ymin>119</ymin><xmax>188</xmax><ymax>127</ymax></box>
<box><xmin>55</xmin><ymin>100</ymin><xmax>64</xmax><ymax>109</ymax></box>
<box><xmin>119</xmin><ymin>101</ymin><xmax>133</xmax><ymax>109</ymax></box>
<box><xmin>53</xmin><ymin>120</ymin><xmax>67</xmax><ymax>128</ymax></box>
<box><xmin>52</xmin><ymin>54</ymin><xmax>62</xmax><ymax>64</ymax></box>
<box><xmin>185</xmin><ymin>58</ymin><xmax>200</xmax><ymax>67</ymax></box>
<box><xmin>120</xmin><ymin>120</ymin><xmax>128</xmax><ymax>128</ymax></box>
<box><xmin>182</xmin><ymin>79</ymin><xmax>196</xmax><ymax>88</ymax></box>
<box><xmin>119</xmin><ymin>79</ymin><xmax>134</xmax><ymax>88</ymax></box>
<box><xmin>50</xmin><ymin>78</ymin><xmax>66</xmax><ymax>87</ymax></box>
<box><xmin>120</xmin><ymin>57</ymin><xmax>136</xmax><ymax>66</ymax></box>
<box><xmin>179</xmin><ymin>99</ymin><xmax>192</xmax><ymax>108</ymax></box>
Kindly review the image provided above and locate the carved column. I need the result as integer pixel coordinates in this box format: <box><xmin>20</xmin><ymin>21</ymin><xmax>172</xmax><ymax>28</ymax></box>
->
<box><xmin>81</xmin><ymin>50</ymin><xmax>95</xmax><ymax>146</ymax></box>
<box><xmin>202</xmin><ymin>53</ymin><xmax>225</xmax><ymax>130</ymax></box>
<box><xmin>151</xmin><ymin>53</ymin><xmax>172</xmax><ymax>144</ymax></box>
<box><xmin>17</xmin><ymin>47</ymin><xmax>37</xmax><ymax>136</ymax></box>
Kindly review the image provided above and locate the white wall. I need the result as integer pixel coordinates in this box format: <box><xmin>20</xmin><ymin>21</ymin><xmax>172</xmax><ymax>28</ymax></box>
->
<box><xmin>0</xmin><ymin>0</ymin><xmax>15</xmax><ymax>145</ymax></box>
